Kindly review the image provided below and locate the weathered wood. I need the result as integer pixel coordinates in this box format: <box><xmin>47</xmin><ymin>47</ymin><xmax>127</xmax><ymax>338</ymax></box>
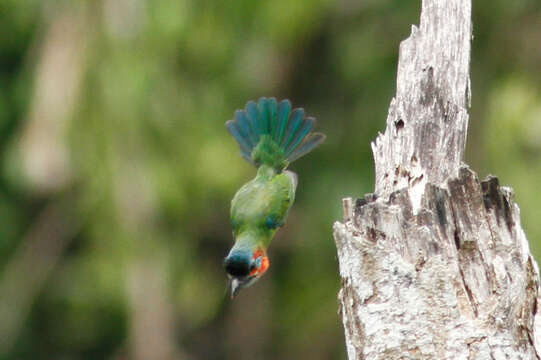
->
<box><xmin>372</xmin><ymin>0</ymin><xmax>471</xmax><ymax>201</ymax></box>
<box><xmin>333</xmin><ymin>0</ymin><xmax>541</xmax><ymax>359</ymax></box>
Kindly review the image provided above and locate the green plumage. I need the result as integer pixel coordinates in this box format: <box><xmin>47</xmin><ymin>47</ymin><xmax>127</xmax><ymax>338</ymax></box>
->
<box><xmin>224</xmin><ymin>97</ymin><xmax>325</xmax><ymax>296</ymax></box>
<box><xmin>230</xmin><ymin>164</ymin><xmax>296</xmax><ymax>250</ymax></box>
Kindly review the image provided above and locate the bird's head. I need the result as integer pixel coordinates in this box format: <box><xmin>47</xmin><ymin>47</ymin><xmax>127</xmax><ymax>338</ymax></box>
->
<box><xmin>224</xmin><ymin>246</ymin><xmax>270</xmax><ymax>298</ymax></box>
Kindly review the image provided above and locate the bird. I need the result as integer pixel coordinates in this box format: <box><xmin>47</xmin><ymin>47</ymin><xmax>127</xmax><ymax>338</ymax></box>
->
<box><xmin>224</xmin><ymin>97</ymin><xmax>325</xmax><ymax>297</ymax></box>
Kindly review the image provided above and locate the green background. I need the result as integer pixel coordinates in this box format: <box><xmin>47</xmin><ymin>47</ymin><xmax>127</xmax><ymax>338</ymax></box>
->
<box><xmin>1</xmin><ymin>1</ymin><xmax>540</xmax><ymax>359</ymax></box>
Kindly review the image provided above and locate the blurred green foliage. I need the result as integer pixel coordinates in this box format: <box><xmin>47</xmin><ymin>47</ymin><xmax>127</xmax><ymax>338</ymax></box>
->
<box><xmin>0</xmin><ymin>0</ymin><xmax>540</xmax><ymax>359</ymax></box>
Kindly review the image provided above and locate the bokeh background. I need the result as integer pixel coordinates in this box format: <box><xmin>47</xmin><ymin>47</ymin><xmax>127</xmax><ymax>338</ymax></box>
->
<box><xmin>1</xmin><ymin>1</ymin><xmax>540</xmax><ymax>359</ymax></box>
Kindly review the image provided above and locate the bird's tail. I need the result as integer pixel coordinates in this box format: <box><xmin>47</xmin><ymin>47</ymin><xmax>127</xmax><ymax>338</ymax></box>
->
<box><xmin>226</xmin><ymin>97</ymin><xmax>325</xmax><ymax>171</ymax></box>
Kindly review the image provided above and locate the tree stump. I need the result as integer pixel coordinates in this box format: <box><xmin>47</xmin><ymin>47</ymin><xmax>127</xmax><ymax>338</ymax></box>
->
<box><xmin>333</xmin><ymin>0</ymin><xmax>541</xmax><ymax>359</ymax></box>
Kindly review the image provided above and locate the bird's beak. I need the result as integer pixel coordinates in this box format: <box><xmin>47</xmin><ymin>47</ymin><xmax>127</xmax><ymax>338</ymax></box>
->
<box><xmin>230</xmin><ymin>278</ymin><xmax>241</xmax><ymax>299</ymax></box>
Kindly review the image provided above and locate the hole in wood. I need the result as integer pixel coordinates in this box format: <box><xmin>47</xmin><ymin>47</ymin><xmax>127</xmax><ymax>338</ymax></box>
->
<box><xmin>454</xmin><ymin>230</ymin><xmax>460</xmax><ymax>250</ymax></box>
<box><xmin>395</xmin><ymin>119</ymin><xmax>404</xmax><ymax>131</ymax></box>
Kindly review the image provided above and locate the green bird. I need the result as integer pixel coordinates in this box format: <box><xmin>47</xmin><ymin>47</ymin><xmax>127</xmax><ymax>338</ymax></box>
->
<box><xmin>224</xmin><ymin>97</ymin><xmax>325</xmax><ymax>297</ymax></box>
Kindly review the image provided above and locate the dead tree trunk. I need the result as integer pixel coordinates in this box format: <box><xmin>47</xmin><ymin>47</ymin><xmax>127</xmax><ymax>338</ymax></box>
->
<box><xmin>333</xmin><ymin>1</ymin><xmax>541</xmax><ymax>359</ymax></box>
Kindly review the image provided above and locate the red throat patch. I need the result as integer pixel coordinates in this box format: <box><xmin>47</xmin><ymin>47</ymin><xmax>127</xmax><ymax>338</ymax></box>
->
<box><xmin>250</xmin><ymin>249</ymin><xmax>270</xmax><ymax>276</ymax></box>
<box><xmin>259</xmin><ymin>256</ymin><xmax>270</xmax><ymax>275</ymax></box>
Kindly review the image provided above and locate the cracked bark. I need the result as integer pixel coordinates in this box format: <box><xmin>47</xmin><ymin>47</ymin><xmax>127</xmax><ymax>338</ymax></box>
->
<box><xmin>333</xmin><ymin>0</ymin><xmax>541</xmax><ymax>359</ymax></box>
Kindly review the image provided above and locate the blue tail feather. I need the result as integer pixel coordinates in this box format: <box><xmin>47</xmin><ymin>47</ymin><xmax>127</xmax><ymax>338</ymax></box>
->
<box><xmin>226</xmin><ymin>120</ymin><xmax>251</xmax><ymax>154</ymax></box>
<box><xmin>285</xmin><ymin>117</ymin><xmax>315</xmax><ymax>156</ymax></box>
<box><xmin>287</xmin><ymin>133</ymin><xmax>326</xmax><ymax>163</ymax></box>
<box><xmin>258</xmin><ymin>98</ymin><xmax>270</xmax><ymax>136</ymax></box>
<box><xmin>226</xmin><ymin>98</ymin><xmax>324</xmax><ymax>169</ymax></box>
<box><xmin>234</xmin><ymin>110</ymin><xmax>256</xmax><ymax>147</ymax></box>
<box><xmin>276</xmin><ymin>100</ymin><xmax>291</xmax><ymax>144</ymax></box>
<box><xmin>245</xmin><ymin>101</ymin><xmax>260</xmax><ymax>142</ymax></box>
<box><xmin>268</xmin><ymin>98</ymin><xmax>278</xmax><ymax>140</ymax></box>
<box><xmin>281</xmin><ymin>108</ymin><xmax>304</xmax><ymax>149</ymax></box>
<box><xmin>240</xmin><ymin>150</ymin><xmax>253</xmax><ymax>163</ymax></box>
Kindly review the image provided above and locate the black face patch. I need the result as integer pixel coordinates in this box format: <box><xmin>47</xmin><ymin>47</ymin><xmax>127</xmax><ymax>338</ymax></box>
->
<box><xmin>224</xmin><ymin>253</ymin><xmax>251</xmax><ymax>277</ymax></box>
